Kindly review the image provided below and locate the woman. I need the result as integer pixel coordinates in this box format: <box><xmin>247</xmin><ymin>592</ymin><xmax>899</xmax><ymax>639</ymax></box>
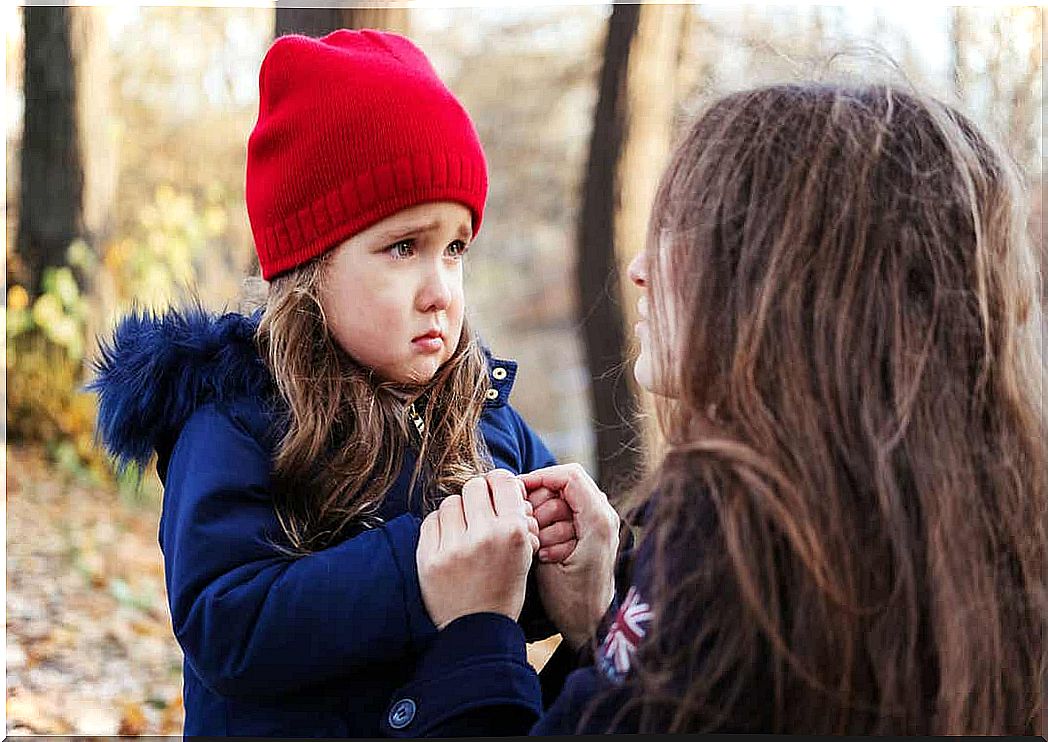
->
<box><xmin>382</xmin><ymin>81</ymin><xmax>1047</xmax><ymax>735</ymax></box>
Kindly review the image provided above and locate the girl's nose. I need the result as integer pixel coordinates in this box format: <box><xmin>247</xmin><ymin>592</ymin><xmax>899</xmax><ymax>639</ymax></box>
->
<box><xmin>627</xmin><ymin>250</ymin><xmax>648</xmax><ymax>288</ymax></box>
<box><xmin>419</xmin><ymin>265</ymin><xmax>453</xmax><ymax>312</ymax></box>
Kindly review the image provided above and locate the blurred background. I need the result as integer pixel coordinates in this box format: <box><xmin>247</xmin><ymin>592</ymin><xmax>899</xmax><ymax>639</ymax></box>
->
<box><xmin>5</xmin><ymin>1</ymin><xmax>1043</xmax><ymax>735</ymax></box>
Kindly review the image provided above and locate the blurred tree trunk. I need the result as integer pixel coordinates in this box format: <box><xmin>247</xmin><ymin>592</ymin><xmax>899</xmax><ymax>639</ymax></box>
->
<box><xmin>73</xmin><ymin>7</ymin><xmax>117</xmax><ymax>254</ymax></box>
<box><xmin>576</xmin><ymin>3</ymin><xmax>689</xmax><ymax>490</ymax></box>
<box><xmin>1001</xmin><ymin>9</ymin><xmax>1040</xmax><ymax>174</ymax></box>
<box><xmin>615</xmin><ymin>4</ymin><xmax>690</xmax><ymax>468</ymax></box>
<box><xmin>576</xmin><ymin>3</ymin><xmax>641</xmax><ymax>492</ymax></box>
<box><xmin>949</xmin><ymin>8</ymin><xmax>1039</xmax><ymax>184</ymax></box>
<box><xmin>71</xmin><ymin>7</ymin><xmax>120</xmax><ymax>362</ymax></box>
<box><xmin>275</xmin><ymin>4</ymin><xmax>409</xmax><ymax>39</ymax></box>
<box><xmin>18</xmin><ymin>5</ymin><xmax>83</xmax><ymax>298</ymax></box>
<box><xmin>948</xmin><ymin>7</ymin><xmax>970</xmax><ymax>103</ymax></box>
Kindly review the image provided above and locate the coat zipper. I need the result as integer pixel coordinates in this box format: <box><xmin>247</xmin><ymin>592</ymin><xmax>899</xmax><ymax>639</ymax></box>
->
<box><xmin>407</xmin><ymin>402</ymin><xmax>425</xmax><ymax>439</ymax></box>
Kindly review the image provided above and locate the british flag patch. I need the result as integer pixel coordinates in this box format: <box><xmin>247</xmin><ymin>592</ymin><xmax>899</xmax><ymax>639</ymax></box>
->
<box><xmin>597</xmin><ymin>586</ymin><xmax>653</xmax><ymax>683</ymax></box>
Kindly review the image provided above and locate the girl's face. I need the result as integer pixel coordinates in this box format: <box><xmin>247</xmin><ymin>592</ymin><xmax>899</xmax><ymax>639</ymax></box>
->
<box><xmin>628</xmin><ymin>236</ymin><xmax>678</xmax><ymax>397</ymax></box>
<box><xmin>319</xmin><ymin>201</ymin><xmax>471</xmax><ymax>385</ymax></box>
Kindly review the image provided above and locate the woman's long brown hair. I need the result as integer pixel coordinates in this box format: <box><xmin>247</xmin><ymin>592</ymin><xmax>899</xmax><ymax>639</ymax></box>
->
<box><xmin>254</xmin><ymin>253</ymin><xmax>492</xmax><ymax>553</ymax></box>
<box><xmin>615</xmin><ymin>83</ymin><xmax>1046</xmax><ymax>733</ymax></box>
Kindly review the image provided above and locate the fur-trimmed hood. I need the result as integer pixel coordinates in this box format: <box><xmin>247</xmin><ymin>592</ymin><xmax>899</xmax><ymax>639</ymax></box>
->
<box><xmin>88</xmin><ymin>306</ymin><xmax>274</xmax><ymax>472</ymax></box>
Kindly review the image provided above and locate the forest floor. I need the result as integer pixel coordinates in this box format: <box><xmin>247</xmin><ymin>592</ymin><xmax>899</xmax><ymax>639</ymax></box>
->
<box><xmin>7</xmin><ymin>444</ymin><xmax>184</xmax><ymax>735</ymax></box>
<box><xmin>5</xmin><ymin>443</ymin><xmax>559</xmax><ymax>736</ymax></box>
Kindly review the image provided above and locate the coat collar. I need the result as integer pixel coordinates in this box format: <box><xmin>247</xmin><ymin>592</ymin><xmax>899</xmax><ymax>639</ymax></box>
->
<box><xmin>480</xmin><ymin>351</ymin><xmax>517</xmax><ymax>409</ymax></box>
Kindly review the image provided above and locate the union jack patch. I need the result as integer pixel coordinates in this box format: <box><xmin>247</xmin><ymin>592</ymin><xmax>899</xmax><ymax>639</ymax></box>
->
<box><xmin>597</xmin><ymin>586</ymin><xmax>653</xmax><ymax>683</ymax></box>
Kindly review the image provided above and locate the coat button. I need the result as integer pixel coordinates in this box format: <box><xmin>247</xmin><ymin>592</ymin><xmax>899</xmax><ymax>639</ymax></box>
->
<box><xmin>492</xmin><ymin>366</ymin><xmax>508</xmax><ymax>380</ymax></box>
<box><xmin>388</xmin><ymin>698</ymin><xmax>416</xmax><ymax>729</ymax></box>
<box><xmin>485</xmin><ymin>388</ymin><xmax>499</xmax><ymax>401</ymax></box>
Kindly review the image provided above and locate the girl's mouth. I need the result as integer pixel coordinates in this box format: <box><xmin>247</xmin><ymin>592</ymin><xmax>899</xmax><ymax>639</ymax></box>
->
<box><xmin>412</xmin><ymin>330</ymin><xmax>444</xmax><ymax>353</ymax></box>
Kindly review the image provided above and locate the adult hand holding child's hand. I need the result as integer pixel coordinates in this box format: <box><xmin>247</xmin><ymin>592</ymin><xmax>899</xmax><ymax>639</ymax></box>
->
<box><xmin>417</xmin><ymin>470</ymin><xmax>540</xmax><ymax>630</ymax></box>
<box><xmin>521</xmin><ymin>464</ymin><xmax>620</xmax><ymax>650</ymax></box>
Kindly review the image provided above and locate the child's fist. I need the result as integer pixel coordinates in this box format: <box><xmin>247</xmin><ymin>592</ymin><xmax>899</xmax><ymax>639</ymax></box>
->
<box><xmin>525</xmin><ymin>485</ymin><xmax>578</xmax><ymax>563</ymax></box>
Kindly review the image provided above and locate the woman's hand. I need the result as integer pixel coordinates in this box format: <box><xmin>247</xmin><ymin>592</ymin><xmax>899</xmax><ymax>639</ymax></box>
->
<box><xmin>520</xmin><ymin>464</ymin><xmax>620</xmax><ymax>650</ymax></box>
<box><xmin>416</xmin><ymin>470</ymin><xmax>540</xmax><ymax>630</ymax></box>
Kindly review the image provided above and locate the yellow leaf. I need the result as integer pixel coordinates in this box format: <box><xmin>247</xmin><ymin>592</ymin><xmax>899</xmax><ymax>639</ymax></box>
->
<box><xmin>8</xmin><ymin>285</ymin><xmax>29</xmax><ymax>311</ymax></box>
<box><xmin>118</xmin><ymin>700</ymin><xmax>148</xmax><ymax>736</ymax></box>
<box><xmin>527</xmin><ymin>633</ymin><xmax>562</xmax><ymax>672</ymax></box>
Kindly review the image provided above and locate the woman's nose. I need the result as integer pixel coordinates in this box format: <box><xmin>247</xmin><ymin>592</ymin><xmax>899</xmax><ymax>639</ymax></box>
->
<box><xmin>627</xmin><ymin>250</ymin><xmax>648</xmax><ymax>288</ymax></box>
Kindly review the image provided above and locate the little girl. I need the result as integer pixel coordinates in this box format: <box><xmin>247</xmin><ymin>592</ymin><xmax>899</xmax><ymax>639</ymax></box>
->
<box><xmin>90</xmin><ymin>30</ymin><xmax>574</xmax><ymax>737</ymax></box>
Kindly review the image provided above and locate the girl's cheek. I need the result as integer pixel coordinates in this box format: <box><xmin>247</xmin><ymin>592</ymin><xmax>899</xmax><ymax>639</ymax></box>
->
<box><xmin>356</xmin><ymin>287</ymin><xmax>405</xmax><ymax>325</ymax></box>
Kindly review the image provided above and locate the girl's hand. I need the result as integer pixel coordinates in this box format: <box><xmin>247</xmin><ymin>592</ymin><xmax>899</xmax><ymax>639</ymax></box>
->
<box><xmin>519</xmin><ymin>464</ymin><xmax>619</xmax><ymax>649</ymax></box>
<box><xmin>526</xmin><ymin>486</ymin><xmax>578</xmax><ymax>563</ymax></box>
<box><xmin>416</xmin><ymin>470</ymin><xmax>540</xmax><ymax>630</ymax></box>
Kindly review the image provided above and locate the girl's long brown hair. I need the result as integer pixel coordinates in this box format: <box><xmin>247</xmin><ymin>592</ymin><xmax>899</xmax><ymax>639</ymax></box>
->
<box><xmin>616</xmin><ymin>83</ymin><xmax>1046</xmax><ymax>733</ymax></box>
<box><xmin>254</xmin><ymin>253</ymin><xmax>492</xmax><ymax>553</ymax></box>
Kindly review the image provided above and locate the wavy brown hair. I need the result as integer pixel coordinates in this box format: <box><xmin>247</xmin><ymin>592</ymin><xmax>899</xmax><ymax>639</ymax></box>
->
<box><xmin>612</xmin><ymin>82</ymin><xmax>1047</xmax><ymax>733</ymax></box>
<box><xmin>254</xmin><ymin>252</ymin><xmax>492</xmax><ymax>553</ymax></box>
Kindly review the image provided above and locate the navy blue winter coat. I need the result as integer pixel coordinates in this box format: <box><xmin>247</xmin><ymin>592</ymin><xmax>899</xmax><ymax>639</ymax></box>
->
<box><xmin>89</xmin><ymin>308</ymin><xmax>559</xmax><ymax>737</ymax></box>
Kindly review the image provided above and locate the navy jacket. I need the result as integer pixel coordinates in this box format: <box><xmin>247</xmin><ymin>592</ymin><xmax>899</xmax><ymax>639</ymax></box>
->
<box><xmin>89</xmin><ymin>307</ymin><xmax>558</xmax><ymax>737</ymax></box>
<box><xmin>380</xmin><ymin>499</ymin><xmax>779</xmax><ymax>737</ymax></box>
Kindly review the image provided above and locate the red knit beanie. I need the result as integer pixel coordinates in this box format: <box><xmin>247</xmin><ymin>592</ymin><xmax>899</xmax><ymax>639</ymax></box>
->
<box><xmin>246</xmin><ymin>30</ymin><xmax>488</xmax><ymax>280</ymax></box>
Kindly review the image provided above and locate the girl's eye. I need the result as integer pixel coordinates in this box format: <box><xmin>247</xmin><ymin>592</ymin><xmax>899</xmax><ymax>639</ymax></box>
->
<box><xmin>387</xmin><ymin>240</ymin><xmax>415</xmax><ymax>259</ymax></box>
<box><xmin>446</xmin><ymin>240</ymin><xmax>469</xmax><ymax>258</ymax></box>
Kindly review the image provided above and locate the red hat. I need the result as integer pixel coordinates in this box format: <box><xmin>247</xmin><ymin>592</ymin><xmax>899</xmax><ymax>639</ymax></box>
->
<box><xmin>246</xmin><ymin>30</ymin><xmax>488</xmax><ymax>280</ymax></box>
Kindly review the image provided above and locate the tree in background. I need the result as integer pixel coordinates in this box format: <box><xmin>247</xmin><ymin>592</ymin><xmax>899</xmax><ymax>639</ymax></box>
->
<box><xmin>10</xmin><ymin>6</ymin><xmax>111</xmax><ymax>471</ymax></box>
<box><xmin>949</xmin><ymin>6</ymin><xmax>1043</xmax><ymax>307</ymax></box>
<box><xmin>576</xmin><ymin>3</ymin><xmax>689</xmax><ymax>490</ymax></box>
<box><xmin>948</xmin><ymin>6</ymin><xmax>1040</xmax><ymax>171</ymax></box>
<box><xmin>275</xmin><ymin>2</ymin><xmax>409</xmax><ymax>38</ymax></box>
<box><xmin>575</xmin><ymin>2</ymin><xmax>641</xmax><ymax>492</ymax></box>
<box><xmin>615</xmin><ymin>4</ymin><xmax>690</xmax><ymax>468</ymax></box>
<box><xmin>17</xmin><ymin>5</ymin><xmax>83</xmax><ymax>298</ymax></box>
<box><xmin>74</xmin><ymin>7</ymin><xmax>118</xmax><ymax>261</ymax></box>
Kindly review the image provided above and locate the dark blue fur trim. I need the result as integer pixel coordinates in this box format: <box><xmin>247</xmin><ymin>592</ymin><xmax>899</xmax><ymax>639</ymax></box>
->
<box><xmin>86</xmin><ymin>304</ymin><xmax>272</xmax><ymax>471</ymax></box>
